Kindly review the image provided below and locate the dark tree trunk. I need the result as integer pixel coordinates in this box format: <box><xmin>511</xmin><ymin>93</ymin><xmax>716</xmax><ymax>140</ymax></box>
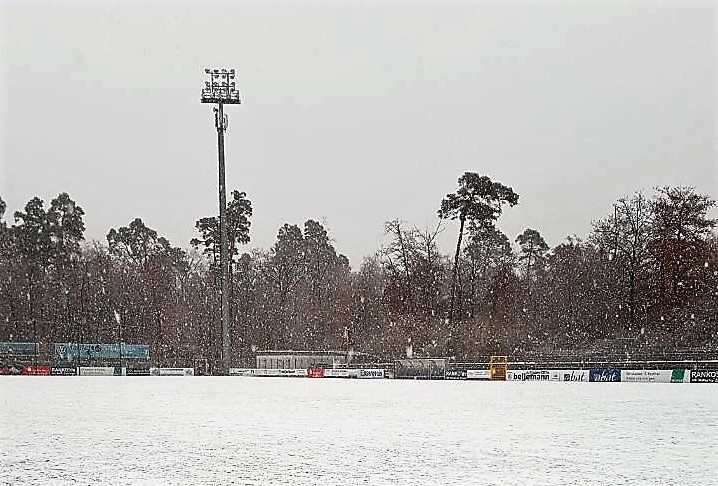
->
<box><xmin>448</xmin><ymin>215</ymin><xmax>466</xmax><ymax>325</ymax></box>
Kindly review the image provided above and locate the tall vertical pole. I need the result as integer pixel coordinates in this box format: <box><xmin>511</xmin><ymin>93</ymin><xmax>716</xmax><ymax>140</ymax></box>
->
<box><xmin>217</xmin><ymin>102</ymin><xmax>230</xmax><ymax>375</ymax></box>
<box><xmin>202</xmin><ymin>67</ymin><xmax>240</xmax><ymax>375</ymax></box>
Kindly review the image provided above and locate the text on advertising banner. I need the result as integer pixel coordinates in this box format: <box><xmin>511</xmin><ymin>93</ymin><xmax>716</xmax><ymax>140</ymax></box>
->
<box><xmin>589</xmin><ymin>369</ymin><xmax>621</xmax><ymax>382</ymax></box>
<box><xmin>358</xmin><ymin>369</ymin><xmax>385</xmax><ymax>379</ymax></box>
<box><xmin>51</xmin><ymin>367</ymin><xmax>77</xmax><ymax>376</ymax></box>
<box><xmin>78</xmin><ymin>367</ymin><xmax>115</xmax><ymax>376</ymax></box>
<box><xmin>445</xmin><ymin>369</ymin><xmax>468</xmax><ymax>380</ymax></box>
<box><xmin>620</xmin><ymin>370</ymin><xmax>672</xmax><ymax>383</ymax></box>
<box><xmin>690</xmin><ymin>370</ymin><xmax>718</xmax><ymax>383</ymax></box>
<box><xmin>549</xmin><ymin>370</ymin><xmax>590</xmax><ymax>382</ymax></box>
<box><xmin>507</xmin><ymin>370</ymin><xmax>551</xmax><ymax>381</ymax></box>
<box><xmin>466</xmin><ymin>369</ymin><xmax>491</xmax><ymax>380</ymax></box>
<box><xmin>307</xmin><ymin>368</ymin><xmax>325</xmax><ymax>378</ymax></box>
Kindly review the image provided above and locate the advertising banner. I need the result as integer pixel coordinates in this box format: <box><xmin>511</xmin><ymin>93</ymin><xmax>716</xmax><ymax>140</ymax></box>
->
<box><xmin>690</xmin><ymin>370</ymin><xmax>718</xmax><ymax>383</ymax></box>
<box><xmin>126</xmin><ymin>367</ymin><xmax>151</xmax><ymax>376</ymax></box>
<box><xmin>51</xmin><ymin>367</ymin><xmax>77</xmax><ymax>376</ymax></box>
<box><xmin>358</xmin><ymin>369</ymin><xmax>385</xmax><ymax>379</ymax></box>
<box><xmin>507</xmin><ymin>370</ymin><xmax>551</xmax><ymax>381</ymax></box>
<box><xmin>589</xmin><ymin>369</ymin><xmax>621</xmax><ymax>382</ymax></box>
<box><xmin>21</xmin><ymin>365</ymin><xmax>51</xmax><ymax>375</ymax></box>
<box><xmin>0</xmin><ymin>342</ymin><xmax>38</xmax><ymax>357</ymax></box>
<box><xmin>466</xmin><ymin>369</ymin><xmax>491</xmax><ymax>380</ymax></box>
<box><xmin>549</xmin><ymin>370</ymin><xmax>590</xmax><ymax>382</ymax></box>
<box><xmin>395</xmin><ymin>359</ymin><xmax>447</xmax><ymax>379</ymax></box>
<box><xmin>78</xmin><ymin>367</ymin><xmax>115</xmax><ymax>376</ymax></box>
<box><xmin>324</xmin><ymin>369</ymin><xmax>356</xmax><ymax>378</ymax></box>
<box><xmin>53</xmin><ymin>343</ymin><xmax>150</xmax><ymax>362</ymax></box>
<box><xmin>670</xmin><ymin>369</ymin><xmax>690</xmax><ymax>383</ymax></box>
<box><xmin>276</xmin><ymin>368</ymin><xmax>307</xmax><ymax>377</ymax></box>
<box><xmin>307</xmin><ymin>368</ymin><xmax>325</xmax><ymax>378</ymax></box>
<box><xmin>621</xmin><ymin>370</ymin><xmax>672</xmax><ymax>383</ymax></box>
<box><xmin>445</xmin><ymin>369</ymin><xmax>467</xmax><ymax>380</ymax></box>
<box><xmin>0</xmin><ymin>365</ymin><xmax>23</xmax><ymax>375</ymax></box>
<box><xmin>149</xmin><ymin>368</ymin><xmax>194</xmax><ymax>376</ymax></box>
<box><xmin>229</xmin><ymin>368</ymin><xmax>254</xmax><ymax>376</ymax></box>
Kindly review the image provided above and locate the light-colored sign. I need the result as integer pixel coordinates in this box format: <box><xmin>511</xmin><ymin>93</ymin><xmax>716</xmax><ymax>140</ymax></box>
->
<box><xmin>466</xmin><ymin>369</ymin><xmax>491</xmax><ymax>380</ymax></box>
<box><xmin>149</xmin><ymin>367</ymin><xmax>194</xmax><ymax>376</ymax></box>
<box><xmin>507</xmin><ymin>370</ymin><xmax>551</xmax><ymax>381</ymax></box>
<box><xmin>78</xmin><ymin>367</ymin><xmax>115</xmax><ymax>376</ymax></box>
<box><xmin>549</xmin><ymin>370</ymin><xmax>590</xmax><ymax>382</ymax></box>
<box><xmin>358</xmin><ymin>369</ymin><xmax>384</xmax><ymax>379</ymax></box>
<box><xmin>324</xmin><ymin>369</ymin><xmax>357</xmax><ymax>378</ymax></box>
<box><xmin>621</xmin><ymin>370</ymin><xmax>672</xmax><ymax>383</ymax></box>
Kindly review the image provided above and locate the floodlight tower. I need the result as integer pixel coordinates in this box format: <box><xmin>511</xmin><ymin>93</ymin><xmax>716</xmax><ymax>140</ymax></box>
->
<box><xmin>201</xmin><ymin>68</ymin><xmax>241</xmax><ymax>375</ymax></box>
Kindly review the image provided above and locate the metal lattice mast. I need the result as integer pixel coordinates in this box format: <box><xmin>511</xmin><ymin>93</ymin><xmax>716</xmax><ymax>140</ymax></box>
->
<box><xmin>201</xmin><ymin>68</ymin><xmax>241</xmax><ymax>375</ymax></box>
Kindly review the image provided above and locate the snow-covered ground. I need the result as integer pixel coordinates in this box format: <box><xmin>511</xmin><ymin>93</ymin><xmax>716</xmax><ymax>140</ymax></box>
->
<box><xmin>2</xmin><ymin>378</ymin><xmax>717</xmax><ymax>485</ymax></box>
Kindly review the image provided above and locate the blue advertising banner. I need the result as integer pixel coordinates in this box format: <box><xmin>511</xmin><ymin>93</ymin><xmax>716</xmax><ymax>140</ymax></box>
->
<box><xmin>53</xmin><ymin>343</ymin><xmax>150</xmax><ymax>362</ymax></box>
<box><xmin>589</xmin><ymin>368</ymin><xmax>621</xmax><ymax>382</ymax></box>
<box><xmin>0</xmin><ymin>342</ymin><xmax>39</xmax><ymax>357</ymax></box>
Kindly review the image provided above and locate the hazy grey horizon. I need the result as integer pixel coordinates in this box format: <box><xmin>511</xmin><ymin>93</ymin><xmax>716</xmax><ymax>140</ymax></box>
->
<box><xmin>1</xmin><ymin>1</ymin><xmax>715</xmax><ymax>268</ymax></box>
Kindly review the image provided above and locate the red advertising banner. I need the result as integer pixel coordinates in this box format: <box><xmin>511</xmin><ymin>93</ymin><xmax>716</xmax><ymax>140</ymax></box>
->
<box><xmin>21</xmin><ymin>365</ymin><xmax>51</xmax><ymax>375</ymax></box>
<box><xmin>307</xmin><ymin>368</ymin><xmax>325</xmax><ymax>378</ymax></box>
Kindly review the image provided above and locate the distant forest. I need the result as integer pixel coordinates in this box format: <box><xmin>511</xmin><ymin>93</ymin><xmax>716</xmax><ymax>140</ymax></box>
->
<box><xmin>1</xmin><ymin>172</ymin><xmax>716</xmax><ymax>368</ymax></box>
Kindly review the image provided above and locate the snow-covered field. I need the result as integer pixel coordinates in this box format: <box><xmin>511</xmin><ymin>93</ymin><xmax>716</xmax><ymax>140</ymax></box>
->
<box><xmin>2</xmin><ymin>378</ymin><xmax>717</xmax><ymax>485</ymax></box>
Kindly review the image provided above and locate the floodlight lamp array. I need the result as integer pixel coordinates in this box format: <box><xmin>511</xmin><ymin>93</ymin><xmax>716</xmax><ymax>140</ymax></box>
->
<box><xmin>201</xmin><ymin>68</ymin><xmax>240</xmax><ymax>104</ymax></box>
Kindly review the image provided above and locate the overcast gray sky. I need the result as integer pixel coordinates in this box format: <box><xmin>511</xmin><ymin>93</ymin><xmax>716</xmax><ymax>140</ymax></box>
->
<box><xmin>1</xmin><ymin>0</ymin><xmax>715</xmax><ymax>267</ymax></box>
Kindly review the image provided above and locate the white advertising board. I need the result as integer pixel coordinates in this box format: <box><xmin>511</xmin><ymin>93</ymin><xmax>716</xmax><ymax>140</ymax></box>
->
<box><xmin>507</xmin><ymin>370</ymin><xmax>551</xmax><ymax>381</ymax></box>
<box><xmin>150</xmin><ymin>367</ymin><xmax>194</xmax><ymax>376</ymax></box>
<box><xmin>466</xmin><ymin>369</ymin><xmax>491</xmax><ymax>380</ymax></box>
<box><xmin>78</xmin><ymin>367</ymin><xmax>115</xmax><ymax>376</ymax></box>
<box><xmin>324</xmin><ymin>369</ymin><xmax>358</xmax><ymax>378</ymax></box>
<box><xmin>549</xmin><ymin>370</ymin><xmax>590</xmax><ymax>382</ymax></box>
<box><xmin>621</xmin><ymin>369</ymin><xmax>672</xmax><ymax>383</ymax></box>
<box><xmin>358</xmin><ymin>369</ymin><xmax>384</xmax><ymax>379</ymax></box>
<box><xmin>229</xmin><ymin>368</ymin><xmax>255</xmax><ymax>376</ymax></box>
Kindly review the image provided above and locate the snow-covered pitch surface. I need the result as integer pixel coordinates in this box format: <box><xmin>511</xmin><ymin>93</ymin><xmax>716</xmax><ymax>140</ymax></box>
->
<box><xmin>2</xmin><ymin>378</ymin><xmax>717</xmax><ymax>485</ymax></box>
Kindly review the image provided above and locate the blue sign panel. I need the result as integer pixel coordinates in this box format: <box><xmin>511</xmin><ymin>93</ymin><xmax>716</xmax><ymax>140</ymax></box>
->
<box><xmin>53</xmin><ymin>343</ymin><xmax>150</xmax><ymax>362</ymax></box>
<box><xmin>589</xmin><ymin>368</ymin><xmax>621</xmax><ymax>382</ymax></box>
<box><xmin>0</xmin><ymin>342</ymin><xmax>38</xmax><ymax>357</ymax></box>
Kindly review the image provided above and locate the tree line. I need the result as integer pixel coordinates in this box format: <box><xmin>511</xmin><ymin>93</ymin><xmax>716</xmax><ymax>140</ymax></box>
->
<box><xmin>0</xmin><ymin>173</ymin><xmax>715</xmax><ymax>369</ymax></box>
